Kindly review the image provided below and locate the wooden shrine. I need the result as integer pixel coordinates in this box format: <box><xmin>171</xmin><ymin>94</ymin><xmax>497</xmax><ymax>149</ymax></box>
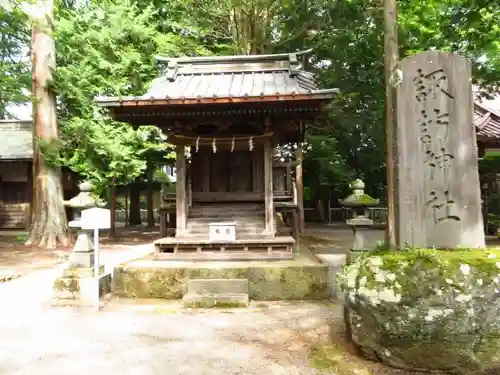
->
<box><xmin>0</xmin><ymin>120</ymin><xmax>77</xmax><ymax>229</ymax></box>
<box><xmin>97</xmin><ymin>50</ymin><xmax>338</xmax><ymax>260</ymax></box>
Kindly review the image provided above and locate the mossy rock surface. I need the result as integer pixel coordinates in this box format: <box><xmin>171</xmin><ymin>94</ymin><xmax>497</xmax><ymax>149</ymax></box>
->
<box><xmin>339</xmin><ymin>248</ymin><xmax>500</xmax><ymax>373</ymax></box>
<box><xmin>113</xmin><ymin>261</ymin><xmax>329</xmax><ymax>301</ymax></box>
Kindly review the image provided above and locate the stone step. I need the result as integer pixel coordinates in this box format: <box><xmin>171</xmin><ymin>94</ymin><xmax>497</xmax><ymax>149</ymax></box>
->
<box><xmin>186</xmin><ymin>278</ymin><xmax>249</xmax><ymax>294</ymax></box>
<box><xmin>183</xmin><ymin>278</ymin><xmax>249</xmax><ymax>308</ymax></box>
<box><xmin>182</xmin><ymin>293</ymin><xmax>249</xmax><ymax>308</ymax></box>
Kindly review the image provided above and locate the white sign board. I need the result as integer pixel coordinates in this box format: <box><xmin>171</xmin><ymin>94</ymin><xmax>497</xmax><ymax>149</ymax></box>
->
<box><xmin>209</xmin><ymin>222</ymin><xmax>236</xmax><ymax>242</ymax></box>
<box><xmin>81</xmin><ymin>207</ymin><xmax>111</xmax><ymax>230</ymax></box>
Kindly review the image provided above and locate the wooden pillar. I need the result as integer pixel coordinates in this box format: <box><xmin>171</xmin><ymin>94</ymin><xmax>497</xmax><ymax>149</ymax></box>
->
<box><xmin>295</xmin><ymin>143</ymin><xmax>305</xmax><ymax>233</ymax></box>
<box><xmin>176</xmin><ymin>144</ymin><xmax>187</xmax><ymax>235</ymax></box>
<box><xmin>263</xmin><ymin>138</ymin><xmax>275</xmax><ymax>235</ymax></box>
<box><xmin>201</xmin><ymin>148</ymin><xmax>210</xmax><ymax>192</ymax></box>
<box><xmin>286</xmin><ymin>164</ymin><xmax>292</xmax><ymax>195</ymax></box>
<box><xmin>109</xmin><ymin>178</ymin><xmax>117</xmax><ymax>240</ymax></box>
<box><xmin>26</xmin><ymin>161</ymin><xmax>33</xmax><ymax>229</ymax></box>
<box><xmin>146</xmin><ymin>161</ymin><xmax>155</xmax><ymax>228</ymax></box>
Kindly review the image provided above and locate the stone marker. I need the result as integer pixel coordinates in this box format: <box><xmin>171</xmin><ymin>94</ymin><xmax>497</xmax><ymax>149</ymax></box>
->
<box><xmin>395</xmin><ymin>51</ymin><xmax>485</xmax><ymax>249</ymax></box>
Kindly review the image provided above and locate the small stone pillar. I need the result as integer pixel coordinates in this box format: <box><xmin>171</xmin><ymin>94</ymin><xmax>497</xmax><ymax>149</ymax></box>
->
<box><xmin>340</xmin><ymin>179</ymin><xmax>379</xmax><ymax>263</ymax></box>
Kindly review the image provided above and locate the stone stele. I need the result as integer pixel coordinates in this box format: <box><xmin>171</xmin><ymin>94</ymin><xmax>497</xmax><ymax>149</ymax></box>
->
<box><xmin>395</xmin><ymin>50</ymin><xmax>485</xmax><ymax>249</ymax></box>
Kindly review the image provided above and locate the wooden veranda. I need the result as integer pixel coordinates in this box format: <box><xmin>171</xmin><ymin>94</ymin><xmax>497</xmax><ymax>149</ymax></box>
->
<box><xmin>97</xmin><ymin>50</ymin><xmax>338</xmax><ymax>260</ymax></box>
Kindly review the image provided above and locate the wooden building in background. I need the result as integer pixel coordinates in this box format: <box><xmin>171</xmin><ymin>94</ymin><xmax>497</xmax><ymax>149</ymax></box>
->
<box><xmin>475</xmin><ymin>101</ymin><xmax>500</xmax><ymax>155</ymax></box>
<box><xmin>98</xmin><ymin>50</ymin><xmax>338</xmax><ymax>259</ymax></box>
<box><xmin>0</xmin><ymin>120</ymin><xmax>77</xmax><ymax>230</ymax></box>
<box><xmin>0</xmin><ymin>120</ymin><xmax>33</xmax><ymax>229</ymax></box>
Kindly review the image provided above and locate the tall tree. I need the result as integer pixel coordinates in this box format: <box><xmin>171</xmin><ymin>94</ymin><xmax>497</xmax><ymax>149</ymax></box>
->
<box><xmin>27</xmin><ymin>0</ymin><xmax>71</xmax><ymax>248</ymax></box>
<box><xmin>285</xmin><ymin>0</ymin><xmax>500</xmax><ymax>200</ymax></box>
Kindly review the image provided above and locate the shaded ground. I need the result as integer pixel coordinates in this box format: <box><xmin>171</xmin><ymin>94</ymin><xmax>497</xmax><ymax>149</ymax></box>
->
<box><xmin>0</xmin><ymin>297</ymin><xmax>434</xmax><ymax>375</ymax></box>
<box><xmin>301</xmin><ymin>224</ymin><xmax>384</xmax><ymax>256</ymax></box>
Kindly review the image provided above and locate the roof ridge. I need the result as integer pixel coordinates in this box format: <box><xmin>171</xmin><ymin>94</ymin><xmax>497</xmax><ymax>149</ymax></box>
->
<box><xmin>476</xmin><ymin>101</ymin><xmax>500</xmax><ymax>119</ymax></box>
<box><xmin>156</xmin><ymin>49</ymin><xmax>313</xmax><ymax>65</ymax></box>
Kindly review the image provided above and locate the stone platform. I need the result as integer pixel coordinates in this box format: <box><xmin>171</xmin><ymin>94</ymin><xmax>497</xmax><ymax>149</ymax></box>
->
<box><xmin>113</xmin><ymin>248</ymin><xmax>329</xmax><ymax>301</ymax></box>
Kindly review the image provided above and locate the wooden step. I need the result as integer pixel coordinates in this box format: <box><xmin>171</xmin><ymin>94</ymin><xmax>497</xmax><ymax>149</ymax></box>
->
<box><xmin>156</xmin><ymin>235</ymin><xmax>294</xmax><ymax>244</ymax></box>
<box><xmin>188</xmin><ymin>212</ymin><xmax>264</xmax><ymax>219</ymax></box>
<box><xmin>186</xmin><ymin>223</ymin><xmax>265</xmax><ymax>231</ymax></box>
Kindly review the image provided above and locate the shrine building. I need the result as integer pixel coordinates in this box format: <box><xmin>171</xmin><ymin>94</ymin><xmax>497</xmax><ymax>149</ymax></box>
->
<box><xmin>97</xmin><ymin>50</ymin><xmax>338</xmax><ymax>260</ymax></box>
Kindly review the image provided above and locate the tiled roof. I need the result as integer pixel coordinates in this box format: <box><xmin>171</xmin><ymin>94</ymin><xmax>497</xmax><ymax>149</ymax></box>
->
<box><xmin>475</xmin><ymin>101</ymin><xmax>500</xmax><ymax>141</ymax></box>
<box><xmin>0</xmin><ymin>120</ymin><xmax>32</xmax><ymax>160</ymax></box>
<box><xmin>96</xmin><ymin>50</ymin><xmax>338</xmax><ymax>107</ymax></box>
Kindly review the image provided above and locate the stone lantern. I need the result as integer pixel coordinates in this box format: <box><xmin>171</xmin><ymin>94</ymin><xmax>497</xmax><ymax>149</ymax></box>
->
<box><xmin>53</xmin><ymin>181</ymin><xmax>110</xmax><ymax>304</ymax></box>
<box><xmin>63</xmin><ymin>181</ymin><xmax>98</xmax><ymax>268</ymax></box>
<box><xmin>340</xmin><ymin>179</ymin><xmax>379</xmax><ymax>254</ymax></box>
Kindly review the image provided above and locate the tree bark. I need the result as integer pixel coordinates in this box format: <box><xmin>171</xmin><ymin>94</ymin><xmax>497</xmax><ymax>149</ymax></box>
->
<box><xmin>384</xmin><ymin>0</ymin><xmax>399</xmax><ymax>249</ymax></box>
<box><xmin>129</xmin><ymin>180</ymin><xmax>142</xmax><ymax>226</ymax></box>
<box><xmin>146</xmin><ymin>161</ymin><xmax>155</xmax><ymax>228</ymax></box>
<box><xmin>26</xmin><ymin>0</ymin><xmax>71</xmax><ymax>249</ymax></box>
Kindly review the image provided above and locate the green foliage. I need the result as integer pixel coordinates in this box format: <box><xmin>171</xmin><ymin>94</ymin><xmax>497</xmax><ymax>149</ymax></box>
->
<box><xmin>479</xmin><ymin>151</ymin><xmax>500</xmax><ymax>232</ymax></box>
<box><xmin>303</xmin><ymin>133</ymin><xmax>355</xmax><ymax>202</ymax></box>
<box><xmin>153</xmin><ymin>169</ymin><xmax>171</xmax><ymax>184</ymax></box>
<box><xmin>348</xmin><ymin>248</ymin><xmax>500</xmax><ymax>279</ymax></box>
<box><xmin>398</xmin><ymin>0</ymin><xmax>500</xmax><ymax>96</ymax></box>
<box><xmin>51</xmin><ymin>0</ymin><xmax>176</xmax><ymax>194</ymax></box>
<box><xmin>479</xmin><ymin>151</ymin><xmax>500</xmax><ymax>176</ymax></box>
<box><xmin>0</xmin><ymin>0</ymin><xmax>31</xmax><ymax>118</ymax></box>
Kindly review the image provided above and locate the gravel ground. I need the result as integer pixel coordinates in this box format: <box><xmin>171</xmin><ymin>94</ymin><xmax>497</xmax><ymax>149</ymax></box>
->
<box><xmin>0</xmin><ymin>298</ymin><xmax>341</xmax><ymax>375</ymax></box>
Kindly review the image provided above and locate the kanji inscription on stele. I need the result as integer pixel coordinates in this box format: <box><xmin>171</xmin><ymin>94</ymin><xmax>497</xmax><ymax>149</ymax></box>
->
<box><xmin>395</xmin><ymin>51</ymin><xmax>485</xmax><ymax>249</ymax></box>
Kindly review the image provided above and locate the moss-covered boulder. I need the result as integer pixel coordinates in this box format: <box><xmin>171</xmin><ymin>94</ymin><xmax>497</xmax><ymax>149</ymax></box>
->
<box><xmin>339</xmin><ymin>249</ymin><xmax>500</xmax><ymax>373</ymax></box>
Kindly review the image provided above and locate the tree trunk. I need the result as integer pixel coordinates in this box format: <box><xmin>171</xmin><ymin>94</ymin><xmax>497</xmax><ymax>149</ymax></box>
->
<box><xmin>129</xmin><ymin>180</ymin><xmax>142</xmax><ymax>226</ymax></box>
<box><xmin>383</xmin><ymin>0</ymin><xmax>399</xmax><ymax>249</ymax></box>
<box><xmin>146</xmin><ymin>162</ymin><xmax>155</xmax><ymax>228</ymax></box>
<box><xmin>26</xmin><ymin>0</ymin><xmax>71</xmax><ymax>249</ymax></box>
<box><xmin>109</xmin><ymin>178</ymin><xmax>117</xmax><ymax>240</ymax></box>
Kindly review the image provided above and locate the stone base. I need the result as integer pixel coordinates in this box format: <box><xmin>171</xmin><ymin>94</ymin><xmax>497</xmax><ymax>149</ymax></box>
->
<box><xmin>52</xmin><ymin>266</ymin><xmax>111</xmax><ymax>307</ymax></box>
<box><xmin>183</xmin><ymin>293</ymin><xmax>249</xmax><ymax>308</ymax></box>
<box><xmin>67</xmin><ymin>250</ymin><xmax>95</xmax><ymax>268</ymax></box>
<box><xmin>112</xmin><ymin>249</ymin><xmax>329</xmax><ymax>301</ymax></box>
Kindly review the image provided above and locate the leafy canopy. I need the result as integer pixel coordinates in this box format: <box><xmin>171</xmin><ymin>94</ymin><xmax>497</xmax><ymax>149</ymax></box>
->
<box><xmin>44</xmin><ymin>0</ymin><xmax>184</xmax><ymax>193</ymax></box>
<box><xmin>0</xmin><ymin>0</ymin><xmax>30</xmax><ymax>119</ymax></box>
